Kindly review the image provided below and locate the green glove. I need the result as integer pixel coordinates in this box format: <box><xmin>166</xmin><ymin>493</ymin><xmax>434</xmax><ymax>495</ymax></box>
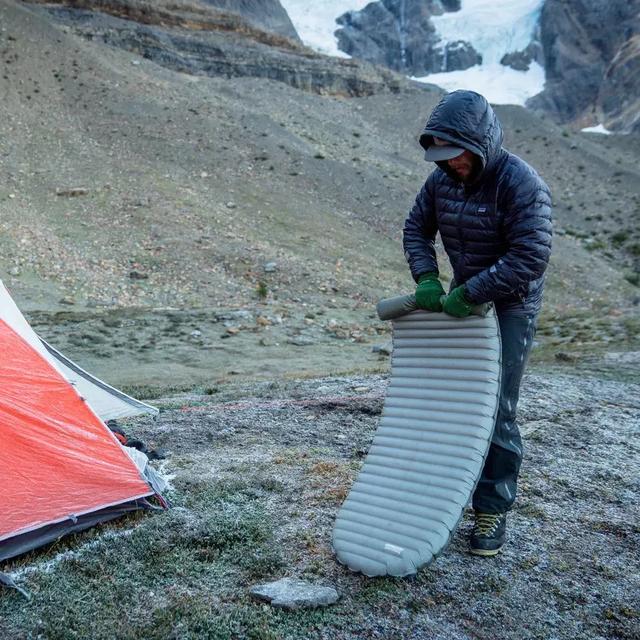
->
<box><xmin>442</xmin><ymin>285</ymin><xmax>474</xmax><ymax>318</ymax></box>
<box><xmin>415</xmin><ymin>272</ymin><xmax>445</xmax><ymax>312</ymax></box>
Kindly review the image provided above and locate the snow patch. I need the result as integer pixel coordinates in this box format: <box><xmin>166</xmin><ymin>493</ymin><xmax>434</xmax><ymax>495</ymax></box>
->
<box><xmin>417</xmin><ymin>0</ymin><xmax>546</xmax><ymax>105</ymax></box>
<box><xmin>581</xmin><ymin>124</ymin><xmax>612</xmax><ymax>135</ymax></box>
<box><xmin>279</xmin><ymin>0</ymin><xmax>371</xmax><ymax>57</ymax></box>
<box><xmin>413</xmin><ymin>61</ymin><xmax>546</xmax><ymax>106</ymax></box>
<box><xmin>431</xmin><ymin>0</ymin><xmax>544</xmax><ymax>66</ymax></box>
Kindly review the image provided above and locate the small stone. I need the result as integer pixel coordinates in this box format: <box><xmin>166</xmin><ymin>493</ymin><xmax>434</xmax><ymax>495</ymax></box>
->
<box><xmin>226</xmin><ymin>201</ymin><xmax>237</xmax><ymax>209</ymax></box>
<box><xmin>8</xmin><ymin>266</ymin><xmax>21</xmax><ymax>276</ymax></box>
<box><xmin>59</xmin><ymin>296</ymin><xmax>76</xmax><ymax>306</ymax></box>
<box><xmin>190</xmin><ymin>330</ymin><xmax>202</xmax><ymax>338</ymax></box>
<box><xmin>555</xmin><ymin>351</ymin><xmax>576</xmax><ymax>363</ymax></box>
<box><xmin>250</xmin><ymin>578</ymin><xmax>339</xmax><ymax>610</ymax></box>
<box><xmin>372</xmin><ymin>342</ymin><xmax>392</xmax><ymax>356</ymax></box>
<box><xmin>263</xmin><ymin>262</ymin><xmax>278</xmax><ymax>273</ymax></box>
<box><xmin>200</xmin><ymin>171</ymin><xmax>209</xmax><ymax>178</ymax></box>
<box><xmin>56</xmin><ymin>187</ymin><xmax>89</xmax><ymax>197</ymax></box>
<box><xmin>129</xmin><ymin>270</ymin><xmax>148</xmax><ymax>280</ymax></box>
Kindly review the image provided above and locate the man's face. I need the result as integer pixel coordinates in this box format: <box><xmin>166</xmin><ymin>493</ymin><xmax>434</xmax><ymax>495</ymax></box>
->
<box><xmin>447</xmin><ymin>149</ymin><xmax>476</xmax><ymax>182</ymax></box>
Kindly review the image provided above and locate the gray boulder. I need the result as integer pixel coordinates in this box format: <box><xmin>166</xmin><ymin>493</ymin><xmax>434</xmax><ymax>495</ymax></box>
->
<box><xmin>250</xmin><ymin>578</ymin><xmax>339</xmax><ymax>609</ymax></box>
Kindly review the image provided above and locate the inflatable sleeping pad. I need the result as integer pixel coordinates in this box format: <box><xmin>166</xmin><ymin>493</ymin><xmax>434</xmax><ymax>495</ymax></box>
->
<box><xmin>332</xmin><ymin>294</ymin><xmax>502</xmax><ymax>576</ymax></box>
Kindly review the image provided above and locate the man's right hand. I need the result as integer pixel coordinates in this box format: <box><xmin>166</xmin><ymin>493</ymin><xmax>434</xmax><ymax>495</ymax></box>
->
<box><xmin>415</xmin><ymin>273</ymin><xmax>446</xmax><ymax>312</ymax></box>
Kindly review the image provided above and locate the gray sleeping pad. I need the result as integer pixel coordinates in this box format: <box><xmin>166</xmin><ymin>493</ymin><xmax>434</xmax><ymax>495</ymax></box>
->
<box><xmin>332</xmin><ymin>305</ymin><xmax>501</xmax><ymax>576</ymax></box>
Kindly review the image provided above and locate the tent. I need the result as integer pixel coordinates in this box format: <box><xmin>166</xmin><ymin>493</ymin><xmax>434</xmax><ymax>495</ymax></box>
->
<box><xmin>0</xmin><ymin>280</ymin><xmax>162</xmax><ymax>568</ymax></box>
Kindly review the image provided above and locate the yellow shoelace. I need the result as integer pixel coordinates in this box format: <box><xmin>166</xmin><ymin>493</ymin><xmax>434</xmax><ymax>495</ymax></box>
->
<box><xmin>474</xmin><ymin>513</ymin><xmax>503</xmax><ymax>536</ymax></box>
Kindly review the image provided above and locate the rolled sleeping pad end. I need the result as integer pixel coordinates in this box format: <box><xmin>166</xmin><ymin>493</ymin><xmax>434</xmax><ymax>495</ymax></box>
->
<box><xmin>376</xmin><ymin>294</ymin><xmax>491</xmax><ymax>320</ymax></box>
<box><xmin>376</xmin><ymin>294</ymin><xmax>417</xmax><ymax>320</ymax></box>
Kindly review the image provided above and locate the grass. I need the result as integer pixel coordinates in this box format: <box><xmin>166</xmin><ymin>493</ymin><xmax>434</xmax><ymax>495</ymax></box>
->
<box><xmin>0</xmin><ymin>466</ymin><xmax>377</xmax><ymax>640</ymax></box>
<box><xmin>0</xmin><ymin>478</ymin><xmax>292</xmax><ymax>639</ymax></box>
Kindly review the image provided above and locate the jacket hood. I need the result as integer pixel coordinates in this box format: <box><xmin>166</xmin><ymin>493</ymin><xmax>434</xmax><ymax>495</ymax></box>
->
<box><xmin>420</xmin><ymin>90</ymin><xmax>504</xmax><ymax>182</ymax></box>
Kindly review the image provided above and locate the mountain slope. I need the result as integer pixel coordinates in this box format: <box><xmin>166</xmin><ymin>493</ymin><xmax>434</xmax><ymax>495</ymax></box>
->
<box><xmin>0</xmin><ymin>0</ymin><xmax>638</xmax><ymax>387</ymax></box>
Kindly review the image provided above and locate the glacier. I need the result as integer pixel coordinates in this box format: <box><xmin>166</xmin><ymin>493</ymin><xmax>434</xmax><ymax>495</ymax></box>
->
<box><xmin>280</xmin><ymin>0</ymin><xmax>546</xmax><ymax>106</ymax></box>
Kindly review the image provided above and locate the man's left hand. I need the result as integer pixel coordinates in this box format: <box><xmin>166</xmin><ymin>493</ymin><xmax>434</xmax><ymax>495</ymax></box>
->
<box><xmin>442</xmin><ymin>285</ymin><xmax>474</xmax><ymax>318</ymax></box>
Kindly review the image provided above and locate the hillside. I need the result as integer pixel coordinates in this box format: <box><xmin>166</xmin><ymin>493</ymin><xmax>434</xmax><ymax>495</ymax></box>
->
<box><xmin>0</xmin><ymin>0</ymin><xmax>638</xmax><ymax>390</ymax></box>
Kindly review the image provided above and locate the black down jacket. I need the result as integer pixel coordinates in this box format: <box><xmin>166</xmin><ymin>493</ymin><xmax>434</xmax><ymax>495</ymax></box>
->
<box><xmin>403</xmin><ymin>90</ymin><xmax>553</xmax><ymax>316</ymax></box>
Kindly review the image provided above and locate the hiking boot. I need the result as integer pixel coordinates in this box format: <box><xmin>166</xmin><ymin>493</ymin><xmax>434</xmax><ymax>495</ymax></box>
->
<box><xmin>470</xmin><ymin>512</ymin><xmax>507</xmax><ymax>557</ymax></box>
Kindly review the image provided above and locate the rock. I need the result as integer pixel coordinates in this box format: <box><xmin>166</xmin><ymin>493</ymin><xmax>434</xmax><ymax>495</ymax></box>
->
<box><xmin>441</xmin><ymin>40</ymin><xmax>482</xmax><ymax>71</ymax></box>
<box><xmin>56</xmin><ymin>187</ymin><xmax>89</xmax><ymax>197</ymax></box>
<box><xmin>226</xmin><ymin>201</ymin><xmax>237</xmax><ymax>209</ymax></box>
<box><xmin>8</xmin><ymin>266</ymin><xmax>21</xmax><ymax>277</ymax></box>
<box><xmin>249</xmin><ymin>578</ymin><xmax>339</xmax><ymax>610</ymax></box>
<box><xmin>203</xmin><ymin>0</ymin><xmax>301</xmax><ymax>42</ymax></box>
<box><xmin>263</xmin><ymin>261</ymin><xmax>278</xmax><ymax>273</ymax></box>
<box><xmin>597</xmin><ymin>36</ymin><xmax>640</xmax><ymax>133</ymax></box>
<box><xmin>335</xmin><ymin>0</ymin><xmax>466</xmax><ymax>75</ymax></box>
<box><xmin>59</xmin><ymin>296</ymin><xmax>76</xmax><ymax>305</ymax></box>
<box><xmin>555</xmin><ymin>351</ymin><xmax>577</xmax><ymax>363</ymax></box>
<box><xmin>129</xmin><ymin>270</ymin><xmax>149</xmax><ymax>280</ymax></box>
<box><xmin>190</xmin><ymin>330</ymin><xmax>202</xmax><ymax>338</ymax></box>
<box><xmin>372</xmin><ymin>341</ymin><xmax>393</xmax><ymax>356</ymax></box>
<box><xmin>500</xmin><ymin>43</ymin><xmax>542</xmax><ymax>72</ymax></box>
<box><xmin>527</xmin><ymin>0</ymin><xmax>639</xmax><ymax>132</ymax></box>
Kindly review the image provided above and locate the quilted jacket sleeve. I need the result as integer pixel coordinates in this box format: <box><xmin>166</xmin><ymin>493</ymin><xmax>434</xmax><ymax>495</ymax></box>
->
<box><xmin>403</xmin><ymin>174</ymin><xmax>440</xmax><ymax>282</ymax></box>
<box><xmin>464</xmin><ymin>169</ymin><xmax>552</xmax><ymax>304</ymax></box>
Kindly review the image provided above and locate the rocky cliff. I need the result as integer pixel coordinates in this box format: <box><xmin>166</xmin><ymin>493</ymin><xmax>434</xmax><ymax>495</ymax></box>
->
<box><xmin>527</xmin><ymin>0</ymin><xmax>640</xmax><ymax>132</ymax></box>
<box><xmin>329</xmin><ymin>0</ymin><xmax>639</xmax><ymax>132</ymax></box>
<box><xmin>201</xmin><ymin>0</ymin><xmax>300</xmax><ymax>42</ymax></box>
<box><xmin>25</xmin><ymin>0</ymin><xmax>407</xmax><ymax>97</ymax></box>
<box><xmin>334</xmin><ymin>0</ymin><xmax>476</xmax><ymax>76</ymax></box>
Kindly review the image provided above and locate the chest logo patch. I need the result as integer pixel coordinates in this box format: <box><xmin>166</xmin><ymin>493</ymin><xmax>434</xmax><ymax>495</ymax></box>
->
<box><xmin>478</xmin><ymin>206</ymin><xmax>488</xmax><ymax>214</ymax></box>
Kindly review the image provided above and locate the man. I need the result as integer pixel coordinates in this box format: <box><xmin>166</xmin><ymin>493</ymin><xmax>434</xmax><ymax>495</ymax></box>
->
<box><xmin>403</xmin><ymin>90</ymin><xmax>552</xmax><ymax>556</ymax></box>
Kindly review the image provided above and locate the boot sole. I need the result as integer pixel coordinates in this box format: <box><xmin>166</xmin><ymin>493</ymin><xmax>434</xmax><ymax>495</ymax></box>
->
<box><xmin>469</xmin><ymin>546</ymin><xmax>503</xmax><ymax>557</ymax></box>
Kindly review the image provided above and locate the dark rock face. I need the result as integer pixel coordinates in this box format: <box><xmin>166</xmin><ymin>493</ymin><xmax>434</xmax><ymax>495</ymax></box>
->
<box><xmin>201</xmin><ymin>0</ymin><xmax>300</xmax><ymax>42</ymax></box>
<box><xmin>442</xmin><ymin>40</ymin><xmax>481</xmax><ymax>72</ymax></box>
<box><xmin>500</xmin><ymin>43</ymin><xmax>543</xmax><ymax>72</ymax></box>
<box><xmin>33</xmin><ymin>2</ymin><xmax>407</xmax><ymax>98</ymax></box>
<box><xmin>335</xmin><ymin>0</ymin><xmax>476</xmax><ymax>76</ymax></box>
<box><xmin>527</xmin><ymin>0</ymin><xmax>640</xmax><ymax>131</ymax></box>
<box><xmin>597</xmin><ymin>36</ymin><xmax>640</xmax><ymax>133</ymax></box>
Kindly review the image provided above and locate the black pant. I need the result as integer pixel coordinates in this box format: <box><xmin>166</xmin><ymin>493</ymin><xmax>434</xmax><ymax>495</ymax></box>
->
<box><xmin>472</xmin><ymin>313</ymin><xmax>537</xmax><ymax>514</ymax></box>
